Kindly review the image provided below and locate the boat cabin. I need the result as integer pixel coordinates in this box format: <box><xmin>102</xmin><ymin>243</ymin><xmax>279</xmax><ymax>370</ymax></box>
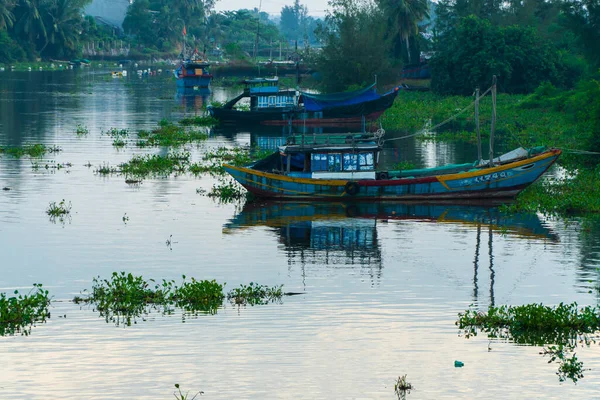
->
<box><xmin>243</xmin><ymin>78</ymin><xmax>296</xmax><ymax>110</ymax></box>
<box><xmin>180</xmin><ymin>61</ymin><xmax>210</xmax><ymax>77</ymax></box>
<box><xmin>252</xmin><ymin>133</ymin><xmax>381</xmax><ymax>180</ymax></box>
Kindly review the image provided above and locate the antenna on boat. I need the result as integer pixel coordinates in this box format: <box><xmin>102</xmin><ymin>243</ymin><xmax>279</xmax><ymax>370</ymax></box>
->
<box><xmin>489</xmin><ymin>75</ymin><xmax>497</xmax><ymax>166</ymax></box>
<box><xmin>475</xmin><ymin>86</ymin><xmax>482</xmax><ymax>164</ymax></box>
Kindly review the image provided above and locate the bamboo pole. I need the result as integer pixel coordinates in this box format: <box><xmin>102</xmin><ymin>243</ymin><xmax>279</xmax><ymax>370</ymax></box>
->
<box><xmin>475</xmin><ymin>86</ymin><xmax>482</xmax><ymax>164</ymax></box>
<box><xmin>489</xmin><ymin>76</ymin><xmax>497</xmax><ymax>166</ymax></box>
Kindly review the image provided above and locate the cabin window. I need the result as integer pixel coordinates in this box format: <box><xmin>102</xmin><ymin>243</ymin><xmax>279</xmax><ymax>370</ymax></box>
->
<box><xmin>311</xmin><ymin>153</ymin><xmax>341</xmax><ymax>172</ymax></box>
<box><xmin>343</xmin><ymin>154</ymin><xmax>358</xmax><ymax>171</ymax></box>
<box><xmin>327</xmin><ymin>153</ymin><xmax>341</xmax><ymax>171</ymax></box>
<box><xmin>311</xmin><ymin>154</ymin><xmax>328</xmax><ymax>171</ymax></box>
<box><xmin>258</xmin><ymin>96</ymin><xmax>268</xmax><ymax>108</ymax></box>
<box><xmin>269</xmin><ymin>96</ymin><xmax>276</xmax><ymax>107</ymax></box>
<box><xmin>359</xmin><ymin>152</ymin><xmax>374</xmax><ymax>170</ymax></box>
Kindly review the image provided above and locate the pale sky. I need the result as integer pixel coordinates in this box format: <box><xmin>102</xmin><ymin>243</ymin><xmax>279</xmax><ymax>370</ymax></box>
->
<box><xmin>214</xmin><ymin>0</ymin><xmax>329</xmax><ymax>17</ymax></box>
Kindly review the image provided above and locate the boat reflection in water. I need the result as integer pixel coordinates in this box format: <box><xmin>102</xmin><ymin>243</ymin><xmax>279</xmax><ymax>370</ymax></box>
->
<box><xmin>224</xmin><ymin>201</ymin><xmax>558</xmax><ymax>289</ymax></box>
<box><xmin>175</xmin><ymin>87</ymin><xmax>211</xmax><ymax>113</ymax></box>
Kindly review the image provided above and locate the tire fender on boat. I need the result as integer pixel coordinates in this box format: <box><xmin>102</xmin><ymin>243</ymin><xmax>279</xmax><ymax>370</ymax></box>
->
<box><xmin>345</xmin><ymin>181</ymin><xmax>360</xmax><ymax>195</ymax></box>
<box><xmin>376</xmin><ymin>171</ymin><xmax>389</xmax><ymax>180</ymax></box>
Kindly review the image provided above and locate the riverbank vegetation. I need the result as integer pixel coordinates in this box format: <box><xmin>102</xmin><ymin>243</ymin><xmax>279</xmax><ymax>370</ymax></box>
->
<box><xmin>382</xmin><ymin>74</ymin><xmax>600</xmax><ymax>216</ymax></box>
<box><xmin>0</xmin><ymin>284</ymin><xmax>51</xmax><ymax>336</ymax></box>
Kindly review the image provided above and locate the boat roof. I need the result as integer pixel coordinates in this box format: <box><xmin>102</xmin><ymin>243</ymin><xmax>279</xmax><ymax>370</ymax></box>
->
<box><xmin>183</xmin><ymin>61</ymin><xmax>210</xmax><ymax>67</ymax></box>
<box><xmin>279</xmin><ymin>133</ymin><xmax>381</xmax><ymax>153</ymax></box>
<box><xmin>243</xmin><ymin>77</ymin><xmax>279</xmax><ymax>85</ymax></box>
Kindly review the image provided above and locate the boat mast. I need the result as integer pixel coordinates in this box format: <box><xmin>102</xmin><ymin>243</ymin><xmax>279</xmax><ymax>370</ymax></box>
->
<box><xmin>475</xmin><ymin>86</ymin><xmax>482</xmax><ymax>164</ymax></box>
<box><xmin>489</xmin><ymin>75</ymin><xmax>497</xmax><ymax>166</ymax></box>
<box><xmin>182</xmin><ymin>24</ymin><xmax>186</xmax><ymax>60</ymax></box>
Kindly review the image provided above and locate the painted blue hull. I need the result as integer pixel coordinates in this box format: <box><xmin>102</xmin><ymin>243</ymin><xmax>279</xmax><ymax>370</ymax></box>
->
<box><xmin>176</xmin><ymin>76</ymin><xmax>212</xmax><ymax>89</ymax></box>
<box><xmin>224</xmin><ymin>149</ymin><xmax>561</xmax><ymax>200</ymax></box>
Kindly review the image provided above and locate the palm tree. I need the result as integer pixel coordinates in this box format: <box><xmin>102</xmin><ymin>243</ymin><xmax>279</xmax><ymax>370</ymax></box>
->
<box><xmin>378</xmin><ymin>0</ymin><xmax>429</xmax><ymax>63</ymax></box>
<box><xmin>0</xmin><ymin>0</ymin><xmax>16</xmax><ymax>30</ymax></box>
<box><xmin>42</xmin><ymin>0</ymin><xmax>85</xmax><ymax>56</ymax></box>
<box><xmin>14</xmin><ymin>0</ymin><xmax>47</xmax><ymax>47</ymax></box>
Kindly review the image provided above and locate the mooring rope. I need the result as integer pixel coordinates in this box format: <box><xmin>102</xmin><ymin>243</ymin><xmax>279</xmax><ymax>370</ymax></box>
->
<box><xmin>562</xmin><ymin>149</ymin><xmax>600</xmax><ymax>155</ymax></box>
<box><xmin>385</xmin><ymin>85</ymin><xmax>493</xmax><ymax>142</ymax></box>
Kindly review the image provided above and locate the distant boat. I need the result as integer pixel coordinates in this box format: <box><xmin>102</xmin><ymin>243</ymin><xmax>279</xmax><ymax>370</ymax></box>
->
<box><xmin>208</xmin><ymin>78</ymin><xmax>399</xmax><ymax>126</ymax></box>
<box><xmin>174</xmin><ymin>60</ymin><xmax>212</xmax><ymax>89</ymax></box>
<box><xmin>223</xmin><ymin>131</ymin><xmax>561</xmax><ymax>200</ymax></box>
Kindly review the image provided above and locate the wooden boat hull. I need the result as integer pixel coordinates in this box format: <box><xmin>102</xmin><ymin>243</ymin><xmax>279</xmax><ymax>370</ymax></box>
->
<box><xmin>176</xmin><ymin>75</ymin><xmax>212</xmax><ymax>89</ymax></box>
<box><xmin>223</xmin><ymin>149</ymin><xmax>561</xmax><ymax>200</ymax></box>
<box><xmin>209</xmin><ymin>89</ymin><xmax>398</xmax><ymax>126</ymax></box>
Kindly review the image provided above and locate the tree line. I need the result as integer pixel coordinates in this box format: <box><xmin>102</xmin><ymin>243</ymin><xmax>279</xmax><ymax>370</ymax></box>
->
<box><xmin>315</xmin><ymin>0</ymin><xmax>599</xmax><ymax>93</ymax></box>
<box><xmin>0</xmin><ymin>0</ymin><xmax>321</xmax><ymax>63</ymax></box>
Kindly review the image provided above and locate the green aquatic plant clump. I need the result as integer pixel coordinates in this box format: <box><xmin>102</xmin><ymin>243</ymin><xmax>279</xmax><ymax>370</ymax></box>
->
<box><xmin>74</xmin><ymin>273</ymin><xmax>238</xmax><ymax>325</ymax></box>
<box><xmin>0</xmin><ymin>284</ymin><xmax>51</xmax><ymax>336</ymax></box>
<box><xmin>46</xmin><ymin>199</ymin><xmax>71</xmax><ymax>217</ymax></box>
<box><xmin>207</xmin><ymin>180</ymin><xmax>247</xmax><ymax>203</ymax></box>
<box><xmin>136</xmin><ymin>121</ymin><xmax>209</xmax><ymax>147</ymax></box>
<box><xmin>457</xmin><ymin>302</ymin><xmax>600</xmax><ymax>382</ymax></box>
<box><xmin>120</xmin><ymin>152</ymin><xmax>190</xmax><ymax>178</ymax></box>
<box><xmin>457</xmin><ymin>303</ymin><xmax>600</xmax><ymax>343</ymax></box>
<box><xmin>173</xmin><ymin>276</ymin><xmax>225</xmax><ymax>315</ymax></box>
<box><xmin>74</xmin><ymin>272</ymin><xmax>176</xmax><ymax>326</ymax></box>
<box><xmin>0</xmin><ymin>144</ymin><xmax>59</xmax><ymax>158</ymax></box>
<box><xmin>227</xmin><ymin>282</ymin><xmax>284</xmax><ymax>306</ymax></box>
<box><xmin>179</xmin><ymin>115</ymin><xmax>218</xmax><ymax>126</ymax></box>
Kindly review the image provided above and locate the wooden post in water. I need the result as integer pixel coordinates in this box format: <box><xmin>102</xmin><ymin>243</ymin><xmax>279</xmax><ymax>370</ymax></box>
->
<box><xmin>489</xmin><ymin>75</ymin><xmax>497</xmax><ymax>166</ymax></box>
<box><xmin>475</xmin><ymin>86</ymin><xmax>482</xmax><ymax>164</ymax></box>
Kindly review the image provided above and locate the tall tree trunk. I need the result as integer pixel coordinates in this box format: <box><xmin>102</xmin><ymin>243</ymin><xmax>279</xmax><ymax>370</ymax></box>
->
<box><xmin>405</xmin><ymin>36</ymin><xmax>411</xmax><ymax>64</ymax></box>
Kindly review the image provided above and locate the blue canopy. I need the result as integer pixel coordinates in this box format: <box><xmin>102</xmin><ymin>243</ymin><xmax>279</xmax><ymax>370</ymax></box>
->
<box><xmin>299</xmin><ymin>83</ymin><xmax>381</xmax><ymax>112</ymax></box>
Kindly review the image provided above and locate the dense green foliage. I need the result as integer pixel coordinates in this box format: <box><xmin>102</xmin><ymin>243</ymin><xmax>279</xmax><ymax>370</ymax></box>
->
<box><xmin>124</xmin><ymin>4</ymin><xmax>285</xmax><ymax>58</ymax></box>
<box><xmin>316</xmin><ymin>0</ymin><xmax>393</xmax><ymax>92</ymax></box>
<box><xmin>377</xmin><ymin>0</ymin><xmax>429</xmax><ymax>63</ymax></box>
<box><xmin>123</xmin><ymin>0</ymin><xmax>215</xmax><ymax>54</ymax></box>
<box><xmin>430</xmin><ymin>16</ymin><xmax>579</xmax><ymax>94</ymax></box>
<box><xmin>0</xmin><ymin>284</ymin><xmax>51</xmax><ymax>336</ymax></box>
<box><xmin>279</xmin><ymin>0</ymin><xmax>320</xmax><ymax>45</ymax></box>
<box><xmin>0</xmin><ymin>0</ymin><xmax>95</xmax><ymax>61</ymax></box>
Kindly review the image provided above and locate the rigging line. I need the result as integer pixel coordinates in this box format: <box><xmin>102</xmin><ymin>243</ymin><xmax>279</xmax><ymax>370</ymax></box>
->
<box><xmin>385</xmin><ymin>85</ymin><xmax>493</xmax><ymax>143</ymax></box>
<box><xmin>561</xmin><ymin>149</ymin><xmax>600</xmax><ymax>155</ymax></box>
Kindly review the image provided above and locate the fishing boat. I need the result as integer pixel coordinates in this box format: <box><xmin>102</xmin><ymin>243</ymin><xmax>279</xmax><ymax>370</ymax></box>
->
<box><xmin>174</xmin><ymin>59</ymin><xmax>212</xmax><ymax>89</ymax></box>
<box><xmin>174</xmin><ymin>26</ymin><xmax>212</xmax><ymax>89</ymax></box>
<box><xmin>207</xmin><ymin>78</ymin><xmax>400</xmax><ymax>126</ymax></box>
<box><xmin>224</xmin><ymin>76</ymin><xmax>561</xmax><ymax>200</ymax></box>
<box><xmin>224</xmin><ymin>132</ymin><xmax>560</xmax><ymax>200</ymax></box>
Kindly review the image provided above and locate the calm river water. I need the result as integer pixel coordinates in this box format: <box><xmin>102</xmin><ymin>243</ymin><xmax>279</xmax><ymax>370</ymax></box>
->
<box><xmin>1</xmin><ymin>68</ymin><xmax>600</xmax><ymax>399</ymax></box>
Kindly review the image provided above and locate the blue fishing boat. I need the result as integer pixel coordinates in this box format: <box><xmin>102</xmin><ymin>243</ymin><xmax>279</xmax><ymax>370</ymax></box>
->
<box><xmin>208</xmin><ymin>78</ymin><xmax>399</xmax><ymax>126</ymax></box>
<box><xmin>223</xmin><ymin>131</ymin><xmax>561</xmax><ymax>200</ymax></box>
<box><xmin>174</xmin><ymin>60</ymin><xmax>212</xmax><ymax>89</ymax></box>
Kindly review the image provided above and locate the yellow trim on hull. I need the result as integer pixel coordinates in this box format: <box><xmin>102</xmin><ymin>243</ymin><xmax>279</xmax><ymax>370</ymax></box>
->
<box><xmin>435</xmin><ymin>150</ymin><xmax>560</xmax><ymax>185</ymax></box>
